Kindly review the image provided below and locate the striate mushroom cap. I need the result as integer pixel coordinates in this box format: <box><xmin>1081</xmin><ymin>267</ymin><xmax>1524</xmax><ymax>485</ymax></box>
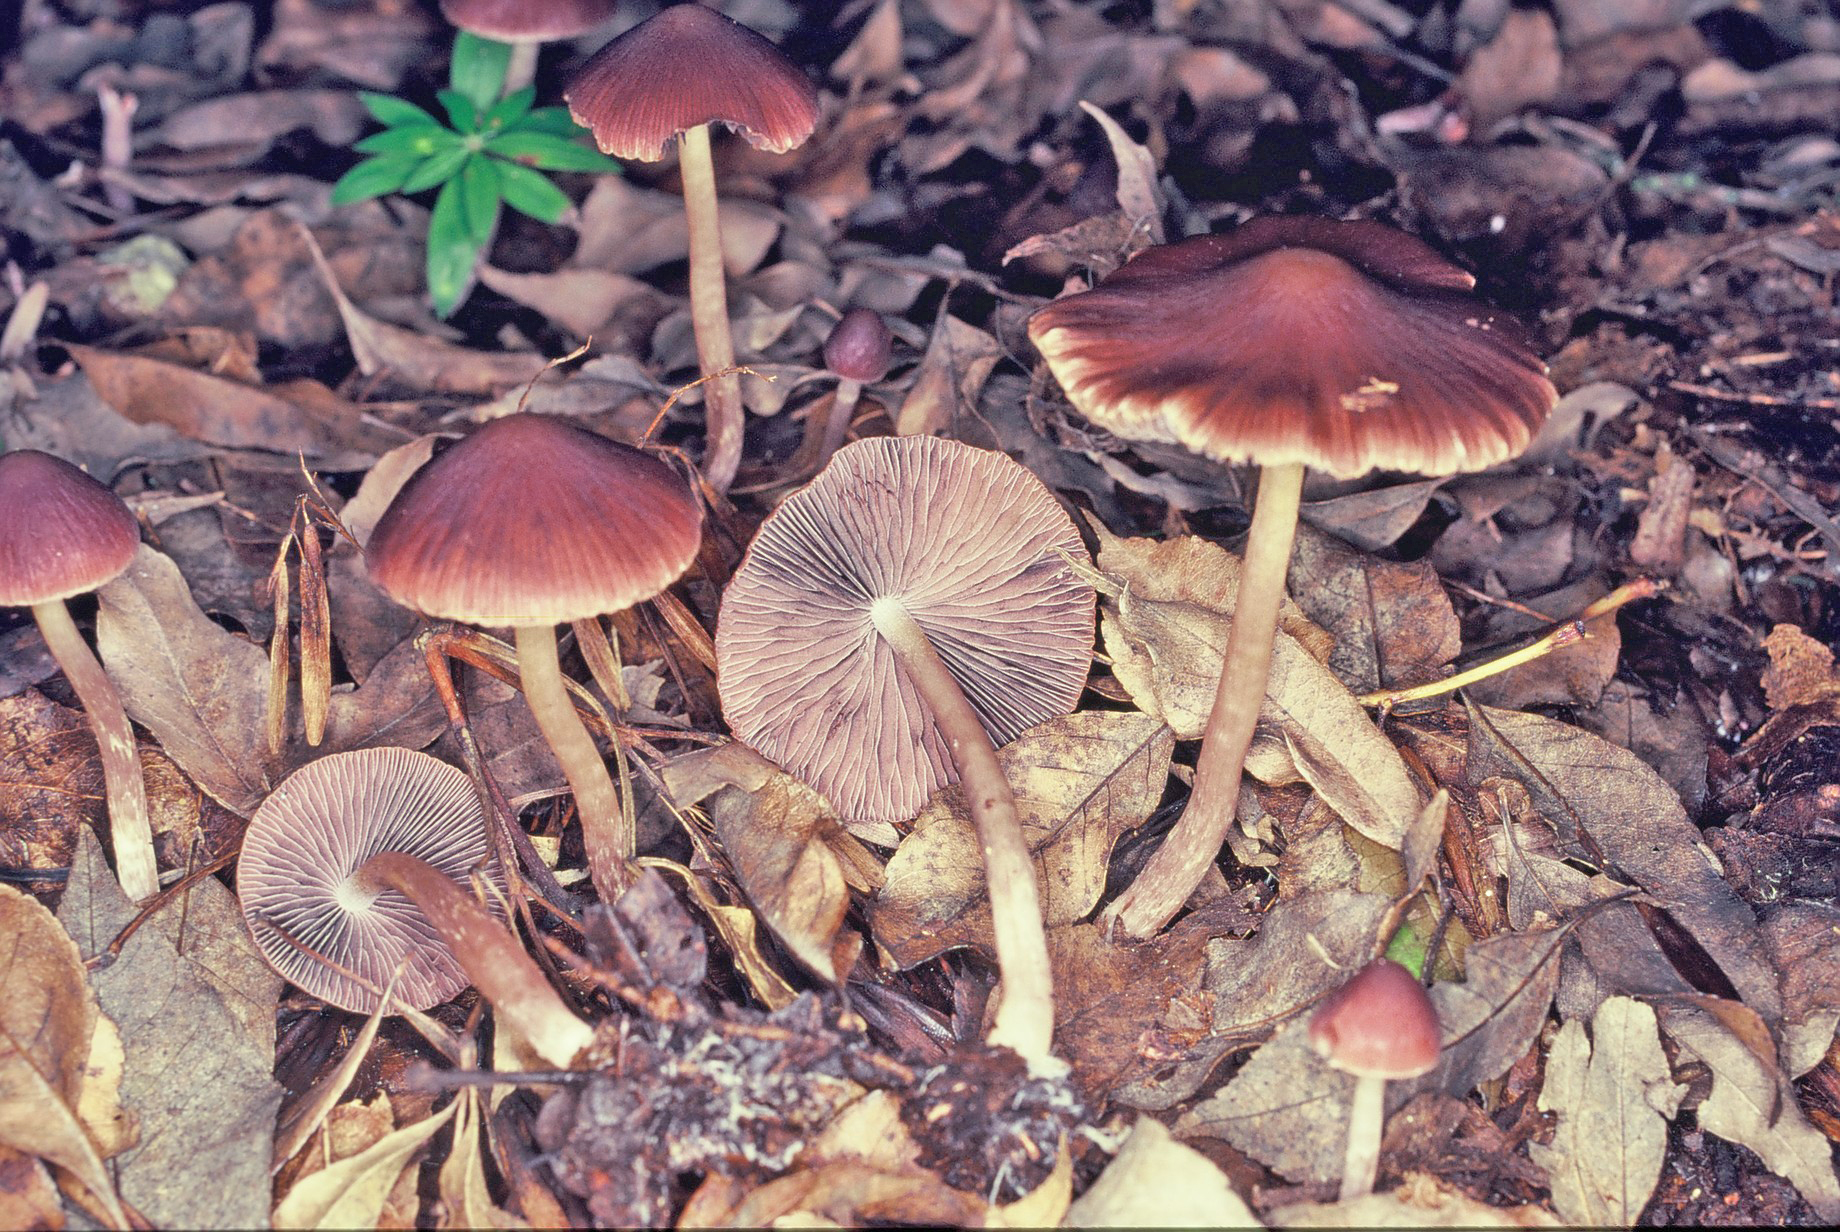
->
<box><xmin>0</xmin><ymin>450</ymin><xmax>139</xmax><ymax>607</ymax></box>
<box><xmin>564</xmin><ymin>3</ymin><xmax>819</xmax><ymax>161</ymax></box>
<box><xmin>1308</xmin><ymin>958</ymin><xmax>1442</xmax><ymax>1080</ymax></box>
<box><xmin>439</xmin><ymin>0</ymin><xmax>619</xmax><ymax>43</ymax></box>
<box><xmin>823</xmin><ymin>307</ymin><xmax>894</xmax><ymax>384</ymax></box>
<box><xmin>237</xmin><ymin>747</ymin><xmax>506</xmax><ymax>1014</ymax></box>
<box><xmin>1028</xmin><ymin>215</ymin><xmax>1557</xmax><ymax>481</ymax></box>
<box><xmin>364</xmin><ymin>413</ymin><xmax>703</xmax><ymax>627</ymax></box>
<box><xmin>716</xmin><ymin>435</ymin><xmax>1096</xmax><ymax>825</ymax></box>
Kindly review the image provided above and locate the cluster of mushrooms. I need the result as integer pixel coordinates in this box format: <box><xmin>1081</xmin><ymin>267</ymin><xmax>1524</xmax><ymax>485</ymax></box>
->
<box><xmin>0</xmin><ymin>0</ymin><xmax>1563</xmax><ymax>1206</ymax></box>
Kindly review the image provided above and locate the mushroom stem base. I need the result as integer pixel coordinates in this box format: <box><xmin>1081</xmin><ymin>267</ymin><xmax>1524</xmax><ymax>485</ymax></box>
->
<box><xmin>516</xmin><ymin>624</ymin><xmax>632</xmax><ymax>901</ymax></box>
<box><xmin>679</xmin><ymin>122</ymin><xmax>744</xmax><ymax>495</ymax></box>
<box><xmin>1105</xmin><ymin>460</ymin><xmax>1305</xmax><ymax>939</ymax></box>
<box><xmin>870</xmin><ymin>598</ymin><xmax>1058</xmax><ymax>1069</ymax></box>
<box><xmin>35</xmin><ymin>598</ymin><xmax>157</xmax><ymax>902</ymax></box>
<box><xmin>1340</xmin><ymin>1072</ymin><xmax>1386</xmax><ymax>1201</ymax></box>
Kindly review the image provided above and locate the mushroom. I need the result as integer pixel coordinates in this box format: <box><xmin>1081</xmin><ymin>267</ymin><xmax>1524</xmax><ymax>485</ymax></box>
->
<box><xmin>439</xmin><ymin>0</ymin><xmax>619</xmax><ymax>95</ymax></box>
<box><xmin>364</xmin><ymin>413</ymin><xmax>703</xmax><ymax>901</ymax></box>
<box><xmin>564</xmin><ymin>4</ymin><xmax>819</xmax><ymax>495</ymax></box>
<box><xmin>0</xmin><ymin>449</ymin><xmax>155</xmax><ymax>901</ymax></box>
<box><xmin>238</xmin><ymin>746</ymin><xmax>593</xmax><ymax>1063</ymax></box>
<box><xmin>716</xmin><ymin>435</ymin><xmax>1095</xmax><ymax>1067</ymax></box>
<box><xmin>1028</xmin><ymin>216</ymin><xmax>1557</xmax><ymax>939</ymax></box>
<box><xmin>814</xmin><ymin>307</ymin><xmax>893</xmax><ymax>466</ymax></box>
<box><xmin>1308</xmin><ymin>957</ymin><xmax>1441</xmax><ymax>1200</ymax></box>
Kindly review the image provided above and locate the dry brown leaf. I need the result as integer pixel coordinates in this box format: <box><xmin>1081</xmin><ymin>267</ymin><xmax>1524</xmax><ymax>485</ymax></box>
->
<box><xmin>893</xmin><ymin>310</ymin><xmax>1003</xmax><ymax>436</ymax></box>
<box><xmin>67</xmin><ymin>345</ymin><xmax>396</xmax><ymax>466</ymax></box>
<box><xmin>1529</xmin><ymin>997</ymin><xmax>1683</xmax><ymax>1227</ymax></box>
<box><xmin>1093</xmin><ymin>526</ymin><xmax>1418</xmax><ymax>849</ymax></box>
<box><xmin>1760</xmin><ymin>623</ymin><xmax>1840</xmax><ymax>709</ymax></box>
<box><xmin>662</xmin><ymin>744</ymin><xmax>874</xmax><ymax>983</ymax></box>
<box><xmin>436</xmin><ymin>1091</ymin><xmax>525</xmax><ymax>1231</ymax></box>
<box><xmin>713</xmin><ymin>1159</ymin><xmax>988</xmax><ymax>1228</ymax></box>
<box><xmin>95</xmin><ymin>545</ymin><xmax>274</xmax><ymax>816</ymax></box>
<box><xmin>1457</xmin><ymin>9</ymin><xmax>1562</xmax><ymax>131</ymax></box>
<box><xmin>872</xmin><ymin>711</ymin><xmax>1173</xmax><ymax>969</ymax></box>
<box><xmin>57</xmin><ymin>829</ymin><xmax>282</xmax><ymax>1230</ymax></box>
<box><xmin>476</xmin><ymin>265</ymin><xmax>669</xmax><ymax>341</ymax></box>
<box><xmin>1078</xmin><ymin>99</ymin><xmax>1165</xmax><ymax>247</ymax></box>
<box><xmin>0</xmin><ymin>885</ymin><xmax>129</xmax><ymax>1230</ymax></box>
<box><xmin>1287</xmin><ymin>525</ymin><xmax>1461</xmax><ymax>694</ymax></box>
<box><xmin>572</xmin><ymin>177</ymin><xmax>781</xmax><ymax>276</ymax></box>
<box><xmin>1065</xmin><ymin>1117</ymin><xmax>1259</xmax><ymax>1227</ymax></box>
<box><xmin>1656</xmin><ymin>999</ymin><xmax>1840</xmax><ymax>1219</ymax></box>
<box><xmin>272</xmin><ymin>1098</ymin><xmax>456</xmax><ymax>1230</ymax></box>
<box><xmin>0</xmin><ymin>1145</ymin><xmax>65</xmax><ymax>1231</ymax></box>
<box><xmin>153</xmin><ymin>90</ymin><xmax>368</xmax><ymax>155</ymax></box>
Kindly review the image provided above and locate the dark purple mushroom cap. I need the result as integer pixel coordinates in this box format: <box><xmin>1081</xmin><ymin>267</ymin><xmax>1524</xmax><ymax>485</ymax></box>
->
<box><xmin>716</xmin><ymin>435</ymin><xmax>1096</xmax><ymax>824</ymax></box>
<box><xmin>237</xmin><ymin>747</ymin><xmax>505</xmax><ymax>1014</ymax></box>
<box><xmin>364</xmin><ymin>413</ymin><xmax>703</xmax><ymax>627</ymax></box>
<box><xmin>0</xmin><ymin>450</ymin><xmax>139</xmax><ymax>607</ymax></box>
<box><xmin>823</xmin><ymin>308</ymin><xmax>893</xmax><ymax>384</ymax></box>
<box><xmin>564</xmin><ymin>3</ymin><xmax>819</xmax><ymax>161</ymax></box>
<box><xmin>1028</xmin><ymin>216</ymin><xmax>1557</xmax><ymax>480</ymax></box>
<box><xmin>439</xmin><ymin>0</ymin><xmax>618</xmax><ymax>42</ymax></box>
<box><xmin>1308</xmin><ymin>958</ymin><xmax>1442</xmax><ymax>1080</ymax></box>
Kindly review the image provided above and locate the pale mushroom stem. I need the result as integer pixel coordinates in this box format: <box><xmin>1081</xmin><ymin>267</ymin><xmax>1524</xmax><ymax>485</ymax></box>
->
<box><xmin>815</xmin><ymin>376</ymin><xmax>864</xmax><ymax>466</ymax></box>
<box><xmin>34</xmin><ymin>598</ymin><xmax>157</xmax><ymax>902</ymax></box>
<box><xmin>503</xmin><ymin>42</ymin><xmax>539</xmax><ymax>97</ymax></box>
<box><xmin>870</xmin><ymin>598</ymin><xmax>1057</xmax><ymax>1070</ymax></box>
<box><xmin>359</xmin><ymin>852</ymin><xmax>594</xmax><ymax>1066</ymax></box>
<box><xmin>678</xmin><ymin>122</ymin><xmax>745</xmax><ymax>495</ymax></box>
<box><xmin>514</xmin><ymin>624</ymin><xmax>631</xmax><ymax>902</ymax></box>
<box><xmin>1107</xmin><ymin>460</ymin><xmax>1306</xmax><ymax>940</ymax></box>
<box><xmin>1340</xmin><ymin>1072</ymin><xmax>1387</xmax><ymax>1200</ymax></box>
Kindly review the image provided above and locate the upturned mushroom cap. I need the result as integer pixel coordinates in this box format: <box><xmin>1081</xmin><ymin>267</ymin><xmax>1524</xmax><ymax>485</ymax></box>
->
<box><xmin>364</xmin><ymin>413</ymin><xmax>703</xmax><ymax>627</ymax></box>
<box><xmin>237</xmin><ymin>747</ymin><xmax>505</xmax><ymax>1013</ymax></box>
<box><xmin>1308</xmin><ymin>958</ymin><xmax>1442</xmax><ymax>1080</ymax></box>
<box><xmin>0</xmin><ymin>450</ymin><xmax>139</xmax><ymax>606</ymax></box>
<box><xmin>1028</xmin><ymin>215</ymin><xmax>1557</xmax><ymax>480</ymax></box>
<box><xmin>823</xmin><ymin>307</ymin><xmax>893</xmax><ymax>384</ymax></box>
<box><xmin>564</xmin><ymin>3</ymin><xmax>819</xmax><ymax>161</ymax></box>
<box><xmin>439</xmin><ymin>0</ymin><xmax>618</xmax><ymax>42</ymax></box>
<box><xmin>716</xmin><ymin>435</ymin><xmax>1095</xmax><ymax>824</ymax></box>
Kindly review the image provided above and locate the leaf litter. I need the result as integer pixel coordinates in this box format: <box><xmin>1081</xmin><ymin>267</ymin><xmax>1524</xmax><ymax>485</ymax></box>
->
<box><xmin>4</xmin><ymin>0</ymin><xmax>1840</xmax><ymax>1225</ymax></box>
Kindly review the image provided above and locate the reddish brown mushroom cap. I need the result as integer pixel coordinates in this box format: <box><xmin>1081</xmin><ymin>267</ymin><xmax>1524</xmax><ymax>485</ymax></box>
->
<box><xmin>564</xmin><ymin>3</ymin><xmax>819</xmax><ymax>161</ymax></box>
<box><xmin>364</xmin><ymin>413</ymin><xmax>703</xmax><ymax>627</ymax></box>
<box><xmin>1309</xmin><ymin>958</ymin><xmax>1442</xmax><ymax>1080</ymax></box>
<box><xmin>716</xmin><ymin>435</ymin><xmax>1095</xmax><ymax>825</ymax></box>
<box><xmin>0</xmin><ymin>450</ymin><xmax>139</xmax><ymax>606</ymax></box>
<box><xmin>439</xmin><ymin>0</ymin><xmax>618</xmax><ymax>43</ymax></box>
<box><xmin>824</xmin><ymin>307</ymin><xmax>894</xmax><ymax>384</ymax></box>
<box><xmin>237</xmin><ymin>747</ymin><xmax>505</xmax><ymax>1014</ymax></box>
<box><xmin>1028</xmin><ymin>215</ymin><xmax>1557</xmax><ymax>480</ymax></box>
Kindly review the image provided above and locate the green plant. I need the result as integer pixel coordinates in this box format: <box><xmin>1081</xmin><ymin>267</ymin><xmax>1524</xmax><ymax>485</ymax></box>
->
<box><xmin>331</xmin><ymin>32</ymin><xmax>620</xmax><ymax>318</ymax></box>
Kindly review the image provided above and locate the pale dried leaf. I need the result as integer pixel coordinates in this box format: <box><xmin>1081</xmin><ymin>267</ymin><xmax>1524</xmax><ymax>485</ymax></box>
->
<box><xmin>1529</xmin><ymin>997</ymin><xmax>1683</xmax><ymax>1226</ymax></box>
<box><xmin>1269</xmin><ymin>1171</ymin><xmax>1562</xmax><ymax>1226</ymax></box>
<box><xmin>95</xmin><ymin>545</ymin><xmax>273</xmax><ymax>816</ymax></box>
<box><xmin>272</xmin><ymin>1099</ymin><xmax>457</xmax><ymax>1230</ymax></box>
<box><xmin>893</xmin><ymin>311</ymin><xmax>1003</xmax><ymax>436</ymax></box>
<box><xmin>1065</xmin><ymin>1117</ymin><xmax>1259</xmax><ymax>1227</ymax></box>
<box><xmin>1077</xmin><ymin>100</ymin><xmax>1164</xmax><ymax>247</ymax></box>
<box><xmin>872</xmin><ymin>711</ymin><xmax>1174</xmax><ymax>968</ymax></box>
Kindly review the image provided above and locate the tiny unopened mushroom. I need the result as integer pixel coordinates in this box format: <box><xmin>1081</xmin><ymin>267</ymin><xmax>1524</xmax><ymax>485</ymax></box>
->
<box><xmin>0</xmin><ymin>450</ymin><xmax>154</xmax><ymax>901</ymax></box>
<box><xmin>364</xmin><ymin>413</ymin><xmax>703</xmax><ymax>901</ymax></box>
<box><xmin>814</xmin><ymin>307</ymin><xmax>893</xmax><ymax>465</ymax></box>
<box><xmin>1029</xmin><ymin>216</ymin><xmax>1557</xmax><ymax>939</ymax></box>
<box><xmin>1308</xmin><ymin>957</ymin><xmax>1442</xmax><ymax>1200</ymax></box>
<box><xmin>717</xmin><ymin>435</ymin><xmax>1095</xmax><ymax>1068</ymax></box>
<box><xmin>565</xmin><ymin>4</ymin><xmax>819</xmax><ymax>494</ymax></box>
<box><xmin>439</xmin><ymin>0</ymin><xmax>619</xmax><ymax>94</ymax></box>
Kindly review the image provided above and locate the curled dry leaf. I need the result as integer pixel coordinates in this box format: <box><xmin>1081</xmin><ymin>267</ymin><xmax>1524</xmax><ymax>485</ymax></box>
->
<box><xmin>1529</xmin><ymin>996</ymin><xmax>1683</xmax><ymax>1227</ymax></box>
<box><xmin>1286</xmin><ymin>524</ymin><xmax>1461</xmax><ymax>694</ymax></box>
<box><xmin>0</xmin><ymin>883</ymin><xmax>130</xmax><ymax>1230</ymax></box>
<box><xmin>661</xmin><ymin>743</ymin><xmax>878</xmax><ymax>983</ymax></box>
<box><xmin>871</xmin><ymin>710</ymin><xmax>1174</xmax><ymax>969</ymax></box>
<box><xmin>273</xmin><ymin>1098</ymin><xmax>458</xmax><ymax>1231</ymax></box>
<box><xmin>893</xmin><ymin>310</ymin><xmax>1003</xmax><ymax>437</ymax></box>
